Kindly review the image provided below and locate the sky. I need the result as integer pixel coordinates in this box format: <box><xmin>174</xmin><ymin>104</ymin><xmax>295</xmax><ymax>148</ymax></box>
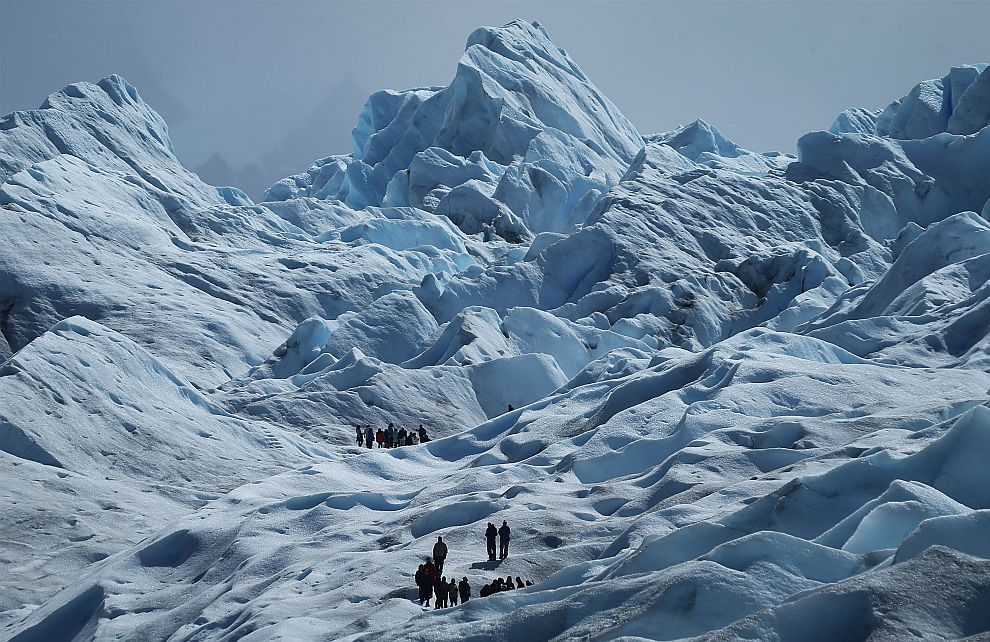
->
<box><xmin>2</xmin><ymin>0</ymin><xmax>989</xmax><ymax>199</ymax></box>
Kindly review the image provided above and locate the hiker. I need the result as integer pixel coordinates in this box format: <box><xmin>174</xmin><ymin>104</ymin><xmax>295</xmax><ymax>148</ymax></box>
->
<box><xmin>376</xmin><ymin>427</ymin><xmax>385</xmax><ymax>448</ymax></box>
<box><xmin>415</xmin><ymin>564</ymin><xmax>428</xmax><ymax>606</ymax></box>
<box><xmin>498</xmin><ymin>520</ymin><xmax>511</xmax><ymax>559</ymax></box>
<box><xmin>418</xmin><ymin>425</ymin><xmax>430</xmax><ymax>443</ymax></box>
<box><xmin>423</xmin><ymin>562</ymin><xmax>436</xmax><ymax>607</ymax></box>
<box><xmin>507</xmin><ymin>404</ymin><xmax>514</xmax><ymax>412</ymax></box>
<box><xmin>384</xmin><ymin>423</ymin><xmax>392</xmax><ymax>448</ymax></box>
<box><xmin>406</xmin><ymin>431</ymin><xmax>417</xmax><ymax>446</ymax></box>
<box><xmin>516</xmin><ymin>576</ymin><xmax>525</xmax><ymax>589</ymax></box>
<box><xmin>448</xmin><ymin>578</ymin><xmax>459</xmax><ymax>606</ymax></box>
<box><xmin>356</xmin><ymin>426</ymin><xmax>364</xmax><ymax>447</ymax></box>
<box><xmin>479</xmin><ymin>583</ymin><xmax>490</xmax><ymax>598</ymax></box>
<box><xmin>433</xmin><ymin>536</ymin><xmax>448</xmax><ymax>574</ymax></box>
<box><xmin>459</xmin><ymin>577</ymin><xmax>471</xmax><ymax>603</ymax></box>
<box><xmin>434</xmin><ymin>575</ymin><xmax>448</xmax><ymax>609</ymax></box>
<box><xmin>526</xmin><ymin>580</ymin><xmax>533</xmax><ymax>586</ymax></box>
<box><xmin>365</xmin><ymin>426</ymin><xmax>374</xmax><ymax>449</ymax></box>
<box><xmin>424</xmin><ymin>558</ymin><xmax>437</xmax><ymax>584</ymax></box>
<box><xmin>392</xmin><ymin>425</ymin><xmax>400</xmax><ymax>448</ymax></box>
<box><xmin>398</xmin><ymin>427</ymin><xmax>407</xmax><ymax>446</ymax></box>
<box><xmin>504</xmin><ymin>575</ymin><xmax>515</xmax><ymax>590</ymax></box>
<box><xmin>485</xmin><ymin>522</ymin><xmax>498</xmax><ymax>561</ymax></box>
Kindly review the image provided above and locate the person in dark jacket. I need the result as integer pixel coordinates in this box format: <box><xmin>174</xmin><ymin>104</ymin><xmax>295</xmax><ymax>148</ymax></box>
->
<box><xmin>504</xmin><ymin>575</ymin><xmax>515</xmax><ymax>589</ymax></box>
<box><xmin>356</xmin><ymin>426</ymin><xmax>364</xmax><ymax>447</ymax></box>
<box><xmin>415</xmin><ymin>564</ymin><xmax>427</xmax><ymax>605</ymax></box>
<box><xmin>448</xmin><ymin>578</ymin><xmax>459</xmax><ymax>606</ymax></box>
<box><xmin>433</xmin><ymin>536</ymin><xmax>448</xmax><ymax>574</ymax></box>
<box><xmin>526</xmin><ymin>580</ymin><xmax>534</xmax><ymax>586</ymax></box>
<box><xmin>365</xmin><ymin>426</ymin><xmax>374</xmax><ymax>449</ymax></box>
<box><xmin>434</xmin><ymin>575</ymin><xmax>448</xmax><ymax>609</ymax></box>
<box><xmin>479</xmin><ymin>583</ymin><xmax>491</xmax><ymax>598</ymax></box>
<box><xmin>398</xmin><ymin>427</ymin><xmax>407</xmax><ymax>446</ymax></box>
<box><xmin>418</xmin><ymin>425</ymin><xmax>430</xmax><ymax>443</ymax></box>
<box><xmin>516</xmin><ymin>576</ymin><xmax>525</xmax><ymax>589</ymax></box>
<box><xmin>485</xmin><ymin>522</ymin><xmax>498</xmax><ymax>561</ymax></box>
<box><xmin>498</xmin><ymin>520</ymin><xmax>511</xmax><ymax>559</ymax></box>
<box><xmin>459</xmin><ymin>577</ymin><xmax>471</xmax><ymax>602</ymax></box>
<box><xmin>421</xmin><ymin>561</ymin><xmax>435</xmax><ymax>607</ymax></box>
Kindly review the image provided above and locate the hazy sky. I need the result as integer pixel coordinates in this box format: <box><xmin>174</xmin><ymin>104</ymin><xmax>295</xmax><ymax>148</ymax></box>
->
<box><xmin>2</xmin><ymin>0</ymin><xmax>989</xmax><ymax>198</ymax></box>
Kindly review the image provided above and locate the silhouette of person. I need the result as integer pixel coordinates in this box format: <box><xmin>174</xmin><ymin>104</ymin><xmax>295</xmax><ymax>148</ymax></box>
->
<box><xmin>498</xmin><ymin>520</ymin><xmax>510</xmax><ymax>559</ymax></box>
<box><xmin>485</xmin><ymin>522</ymin><xmax>497</xmax><ymax>561</ymax></box>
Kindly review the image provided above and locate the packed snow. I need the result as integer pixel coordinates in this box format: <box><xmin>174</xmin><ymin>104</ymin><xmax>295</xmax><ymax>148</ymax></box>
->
<box><xmin>2</xmin><ymin>18</ymin><xmax>990</xmax><ymax>642</ymax></box>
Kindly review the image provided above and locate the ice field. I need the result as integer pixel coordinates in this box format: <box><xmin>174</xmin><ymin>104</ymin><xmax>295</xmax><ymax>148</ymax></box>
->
<box><xmin>2</xmin><ymin>20</ymin><xmax>990</xmax><ymax>641</ymax></box>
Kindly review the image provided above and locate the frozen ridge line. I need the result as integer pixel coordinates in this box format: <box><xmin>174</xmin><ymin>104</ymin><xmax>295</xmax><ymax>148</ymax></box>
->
<box><xmin>2</xmin><ymin>19</ymin><xmax>990</xmax><ymax>641</ymax></box>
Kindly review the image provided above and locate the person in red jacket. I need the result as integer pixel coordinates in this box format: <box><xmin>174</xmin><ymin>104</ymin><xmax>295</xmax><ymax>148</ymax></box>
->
<box><xmin>422</xmin><ymin>558</ymin><xmax>437</xmax><ymax>606</ymax></box>
<box><xmin>375</xmin><ymin>428</ymin><xmax>385</xmax><ymax>448</ymax></box>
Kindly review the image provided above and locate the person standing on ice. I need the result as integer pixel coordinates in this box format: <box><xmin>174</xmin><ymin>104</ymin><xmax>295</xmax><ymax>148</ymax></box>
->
<box><xmin>434</xmin><ymin>575</ymin><xmax>448</xmax><ymax>609</ymax></box>
<box><xmin>418</xmin><ymin>425</ymin><xmax>430</xmax><ymax>443</ymax></box>
<box><xmin>415</xmin><ymin>564</ymin><xmax>428</xmax><ymax>606</ymax></box>
<box><xmin>433</xmin><ymin>535</ymin><xmax>448</xmax><ymax>574</ymax></box>
<box><xmin>459</xmin><ymin>577</ymin><xmax>471</xmax><ymax>603</ymax></box>
<box><xmin>498</xmin><ymin>520</ymin><xmax>511</xmax><ymax>559</ymax></box>
<box><xmin>365</xmin><ymin>426</ymin><xmax>374</xmax><ymax>449</ymax></box>
<box><xmin>356</xmin><ymin>426</ymin><xmax>364</xmax><ymax>447</ymax></box>
<box><xmin>376</xmin><ymin>427</ymin><xmax>385</xmax><ymax>448</ymax></box>
<box><xmin>447</xmin><ymin>577</ymin><xmax>459</xmax><ymax>606</ymax></box>
<box><xmin>398</xmin><ymin>427</ymin><xmax>407</xmax><ymax>446</ymax></box>
<box><xmin>485</xmin><ymin>522</ymin><xmax>498</xmax><ymax>561</ymax></box>
<box><xmin>423</xmin><ymin>557</ymin><xmax>437</xmax><ymax>606</ymax></box>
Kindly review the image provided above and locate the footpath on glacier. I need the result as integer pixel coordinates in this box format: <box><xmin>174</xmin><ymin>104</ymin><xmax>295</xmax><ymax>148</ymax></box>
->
<box><xmin>2</xmin><ymin>19</ymin><xmax>990</xmax><ymax>642</ymax></box>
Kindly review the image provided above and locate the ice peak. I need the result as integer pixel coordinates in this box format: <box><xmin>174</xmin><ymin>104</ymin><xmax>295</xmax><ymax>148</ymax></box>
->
<box><xmin>831</xmin><ymin>63</ymin><xmax>990</xmax><ymax>139</ymax></box>
<box><xmin>464</xmin><ymin>20</ymin><xmax>580</xmax><ymax>78</ymax></box>
<box><xmin>650</xmin><ymin>118</ymin><xmax>742</xmax><ymax>160</ymax></box>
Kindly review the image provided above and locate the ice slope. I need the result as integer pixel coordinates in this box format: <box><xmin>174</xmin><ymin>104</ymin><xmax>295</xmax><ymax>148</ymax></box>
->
<box><xmin>0</xmin><ymin>124</ymin><xmax>486</xmax><ymax>385</ymax></box>
<box><xmin>6</xmin><ymin>331</ymin><xmax>990</xmax><ymax>641</ymax></box>
<box><xmin>424</xmin><ymin>135</ymin><xmax>888</xmax><ymax>355</ymax></box>
<box><xmin>804</xmin><ymin>211</ymin><xmax>990</xmax><ymax>368</ymax></box>
<box><xmin>3</xmin><ymin>18</ymin><xmax>990</xmax><ymax>642</ymax></box>
<box><xmin>0</xmin><ymin>316</ymin><xmax>332</xmax><ymax>617</ymax></box>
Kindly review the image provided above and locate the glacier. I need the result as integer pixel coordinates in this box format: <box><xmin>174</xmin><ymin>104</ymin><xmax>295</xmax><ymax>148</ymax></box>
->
<box><xmin>2</xmin><ymin>18</ymin><xmax>990</xmax><ymax>642</ymax></box>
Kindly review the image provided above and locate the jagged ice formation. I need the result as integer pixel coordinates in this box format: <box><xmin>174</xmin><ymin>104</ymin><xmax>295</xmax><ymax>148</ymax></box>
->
<box><xmin>2</xmin><ymin>19</ymin><xmax>990</xmax><ymax>642</ymax></box>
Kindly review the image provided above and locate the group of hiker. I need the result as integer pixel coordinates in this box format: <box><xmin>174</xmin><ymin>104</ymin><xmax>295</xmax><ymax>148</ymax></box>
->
<box><xmin>414</xmin><ymin>521</ymin><xmax>530</xmax><ymax>609</ymax></box>
<box><xmin>356</xmin><ymin>423</ymin><xmax>430</xmax><ymax>449</ymax></box>
<box><xmin>479</xmin><ymin>575</ymin><xmax>533</xmax><ymax>597</ymax></box>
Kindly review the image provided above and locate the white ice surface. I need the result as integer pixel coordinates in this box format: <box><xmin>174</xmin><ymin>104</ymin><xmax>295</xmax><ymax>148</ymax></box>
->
<box><xmin>2</xmin><ymin>20</ymin><xmax>990</xmax><ymax>642</ymax></box>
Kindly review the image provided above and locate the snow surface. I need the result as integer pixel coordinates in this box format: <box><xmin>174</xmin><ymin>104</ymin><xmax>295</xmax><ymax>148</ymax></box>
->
<box><xmin>2</xmin><ymin>19</ymin><xmax>990</xmax><ymax>642</ymax></box>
